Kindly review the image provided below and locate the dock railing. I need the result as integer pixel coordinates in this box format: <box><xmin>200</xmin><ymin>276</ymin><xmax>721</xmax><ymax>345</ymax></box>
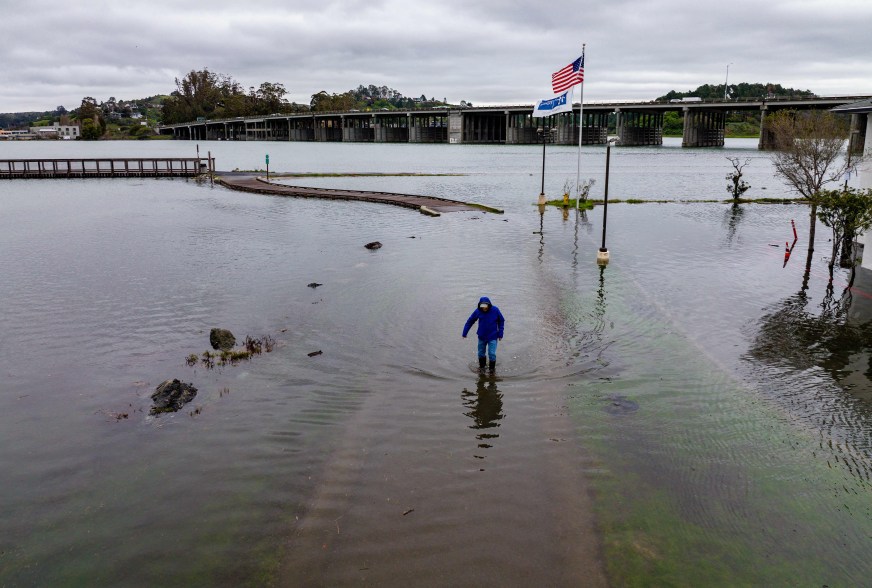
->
<box><xmin>0</xmin><ymin>158</ymin><xmax>213</xmax><ymax>179</ymax></box>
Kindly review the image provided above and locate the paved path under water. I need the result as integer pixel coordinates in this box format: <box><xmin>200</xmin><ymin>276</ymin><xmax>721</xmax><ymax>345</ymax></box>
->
<box><xmin>217</xmin><ymin>174</ymin><xmax>496</xmax><ymax>215</ymax></box>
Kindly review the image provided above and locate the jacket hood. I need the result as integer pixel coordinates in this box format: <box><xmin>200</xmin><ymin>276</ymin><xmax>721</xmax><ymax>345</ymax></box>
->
<box><xmin>478</xmin><ymin>297</ymin><xmax>492</xmax><ymax>305</ymax></box>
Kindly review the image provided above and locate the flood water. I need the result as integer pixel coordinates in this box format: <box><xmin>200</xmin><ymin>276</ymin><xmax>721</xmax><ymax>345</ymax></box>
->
<box><xmin>1</xmin><ymin>139</ymin><xmax>871</xmax><ymax>586</ymax></box>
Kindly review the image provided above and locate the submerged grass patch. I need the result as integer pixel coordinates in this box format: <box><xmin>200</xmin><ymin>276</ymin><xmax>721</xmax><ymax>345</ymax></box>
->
<box><xmin>542</xmin><ymin>198</ymin><xmax>595</xmax><ymax>210</ymax></box>
<box><xmin>561</xmin><ymin>271</ymin><xmax>872</xmax><ymax>586</ymax></box>
<box><xmin>190</xmin><ymin>334</ymin><xmax>276</xmax><ymax>369</ymax></box>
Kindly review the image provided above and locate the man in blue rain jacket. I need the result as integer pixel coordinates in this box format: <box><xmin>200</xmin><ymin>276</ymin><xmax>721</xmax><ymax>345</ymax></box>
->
<box><xmin>462</xmin><ymin>296</ymin><xmax>505</xmax><ymax>372</ymax></box>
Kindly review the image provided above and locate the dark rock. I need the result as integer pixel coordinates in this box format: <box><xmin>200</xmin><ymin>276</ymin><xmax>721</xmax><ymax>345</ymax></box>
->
<box><xmin>150</xmin><ymin>379</ymin><xmax>198</xmax><ymax>415</ymax></box>
<box><xmin>364</xmin><ymin>241</ymin><xmax>382</xmax><ymax>250</ymax></box>
<box><xmin>307</xmin><ymin>282</ymin><xmax>323</xmax><ymax>288</ymax></box>
<box><xmin>209</xmin><ymin>328</ymin><xmax>236</xmax><ymax>351</ymax></box>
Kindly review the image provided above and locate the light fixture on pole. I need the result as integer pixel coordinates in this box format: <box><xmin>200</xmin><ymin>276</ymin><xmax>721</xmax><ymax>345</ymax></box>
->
<box><xmin>724</xmin><ymin>63</ymin><xmax>733</xmax><ymax>100</ymax></box>
<box><xmin>597</xmin><ymin>138</ymin><xmax>618</xmax><ymax>265</ymax></box>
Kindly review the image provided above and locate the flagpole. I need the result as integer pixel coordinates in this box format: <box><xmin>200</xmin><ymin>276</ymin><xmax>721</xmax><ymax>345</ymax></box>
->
<box><xmin>575</xmin><ymin>43</ymin><xmax>585</xmax><ymax>210</ymax></box>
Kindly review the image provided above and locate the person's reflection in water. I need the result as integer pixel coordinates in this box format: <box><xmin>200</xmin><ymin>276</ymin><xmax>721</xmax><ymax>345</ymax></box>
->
<box><xmin>461</xmin><ymin>375</ymin><xmax>504</xmax><ymax>461</ymax></box>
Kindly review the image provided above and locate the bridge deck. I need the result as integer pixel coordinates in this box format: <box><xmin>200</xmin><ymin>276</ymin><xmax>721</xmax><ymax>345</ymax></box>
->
<box><xmin>216</xmin><ymin>174</ymin><xmax>492</xmax><ymax>215</ymax></box>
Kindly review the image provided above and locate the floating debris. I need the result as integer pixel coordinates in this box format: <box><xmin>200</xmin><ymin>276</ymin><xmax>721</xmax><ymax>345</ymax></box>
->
<box><xmin>364</xmin><ymin>241</ymin><xmax>382</xmax><ymax>250</ymax></box>
<box><xmin>307</xmin><ymin>282</ymin><xmax>323</xmax><ymax>288</ymax></box>
<box><xmin>308</xmin><ymin>350</ymin><xmax>323</xmax><ymax>357</ymax></box>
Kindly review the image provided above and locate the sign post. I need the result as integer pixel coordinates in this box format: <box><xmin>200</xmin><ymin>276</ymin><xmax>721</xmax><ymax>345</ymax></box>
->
<box><xmin>265</xmin><ymin>154</ymin><xmax>270</xmax><ymax>181</ymax></box>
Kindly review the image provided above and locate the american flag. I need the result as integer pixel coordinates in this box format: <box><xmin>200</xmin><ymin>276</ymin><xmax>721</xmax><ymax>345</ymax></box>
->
<box><xmin>552</xmin><ymin>54</ymin><xmax>584</xmax><ymax>94</ymax></box>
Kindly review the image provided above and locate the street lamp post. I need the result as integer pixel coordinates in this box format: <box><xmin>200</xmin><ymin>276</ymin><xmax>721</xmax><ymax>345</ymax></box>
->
<box><xmin>597</xmin><ymin>138</ymin><xmax>618</xmax><ymax>265</ymax></box>
<box><xmin>537</xmin><ymin>125</ymin><xmax>547</xmax><ymax>205</ymax></box>
<box><xmin>724</xmin><ymin>63</ymin><xmax>733</xmax><ymax>100</ymax></box>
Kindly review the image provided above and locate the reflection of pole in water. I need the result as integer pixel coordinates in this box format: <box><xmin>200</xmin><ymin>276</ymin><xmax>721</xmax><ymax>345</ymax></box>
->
<box><xmin>537</xmin><ymin>202</ymin><xmax>545</xmax><ymax>262</ymax></box>
<box><xmin>589</xmin><ymin>263</ymin><xmax>609</xmax><ymax>335</ymax></box>
<box><xmin>572</xmin><ymin>208</ymin><xmax>580</xmax><ymax>272</ymax></box>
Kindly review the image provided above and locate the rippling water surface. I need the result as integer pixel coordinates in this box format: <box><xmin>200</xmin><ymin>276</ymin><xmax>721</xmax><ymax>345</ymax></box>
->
<box><xmin>1</xmin><ymin>139</ymin><xmax>870</xmax><ymax>586</ymax></box>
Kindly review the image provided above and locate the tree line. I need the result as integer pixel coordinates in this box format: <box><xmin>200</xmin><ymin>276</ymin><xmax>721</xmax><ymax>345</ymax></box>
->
<box><xmin>658</xmin><ymin>83</ymin><xmax>817</xmax><ymax>137</ymax></box>
<box><xmin>160</xmin><ymin>70</ymin><xmax>449</xmax><ymax>125</ymax></box>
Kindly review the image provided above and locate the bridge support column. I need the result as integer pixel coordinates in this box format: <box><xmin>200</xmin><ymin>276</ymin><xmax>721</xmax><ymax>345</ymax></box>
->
<box><xmin>342</xmin><ymin>116</ymin><xmax>374</xmax><ymax>142</ymax></box>
<box><xmin>758</xmin><ymin>107</ymin><xmax>778</xmax><ymax>150</ymax></box>
<box><xmin>448</xmin><ymin>111</ymin><xmax>463</xmax><ymax>144</ymax></box>
<box><xmin>374</xmin><ymin>114</ymin><xmax>409</xmax><ymax>142</ymax></box>
<box><xmin>409</xmin><ymin>114</ymin><xmax>447</xmax><ymax>142</ymax></box>
<box><xmin>682</xmin><ymin>108</ymin><xmax>724</xmax><ymax>147</ymax></box>
<box><xmin>617</xmin><ymin>110</ymin><xmax>663</xmax><ymax>146</ymax></box>
<box><xmin>459</xmin><ymin>112</ymin><xmax>506</xmax><ymax>144</ymax></box>
<box><xmin>290</xmin><ymin>119</ymin><xmax>314</xmax><ymax>141</ymax></box>
<box><xmin>506</xmin><ymin>112</ymin><xmax>537</xmax><ymax>144</ymax></box>
<box><xmin>315</xmin><ymin>117</ymin><xmax>342</xmax><ymax>142</ymax></box>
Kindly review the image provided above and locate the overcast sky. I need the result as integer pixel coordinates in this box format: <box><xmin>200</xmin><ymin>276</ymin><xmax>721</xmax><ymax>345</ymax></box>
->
<box><xmin>2</xmin><ymin>0</ymin><xmax>871</xmax><ymax>112</ymax></box>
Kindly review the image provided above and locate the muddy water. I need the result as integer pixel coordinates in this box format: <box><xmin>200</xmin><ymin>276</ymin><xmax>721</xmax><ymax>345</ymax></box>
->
<box><xmin>1</xmin><ymin>140</ymin><xmax>870</xmax><ymax>586</ymax></box>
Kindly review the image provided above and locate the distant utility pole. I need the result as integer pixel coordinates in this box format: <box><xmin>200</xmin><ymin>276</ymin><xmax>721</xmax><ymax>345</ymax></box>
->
<box><xmin>724</xmin><ymin>63</ymin><xmax>733</xmax><ymax>100</ymax></box>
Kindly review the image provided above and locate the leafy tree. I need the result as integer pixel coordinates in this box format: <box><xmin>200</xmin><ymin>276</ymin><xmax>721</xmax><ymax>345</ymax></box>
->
<box><xmin>254</xmin><ymin>82</ymin><xmax>289</xmax><ymax>114</ymax></box>
<box><xmin>725</xmin><ymin>157</ymin><xmax>751</xmax><ymax>200</ymax></box>
<box><xmin>816</xmin><ymin>188</ymin><xmax>872</xmax><ymax>278</ymax></box>
<box><xmin>766</xmin><ymin>110</ymin><xmax>857</xmax><ymax>265</ymax></box>
<box><xmin>310</xmin><ymin>91</ymin><xmax>357</xmax><ymax>112</ymax></box>
<box><xmin>80</xmin><ymin>118</ymin><xmax>102</xmax><ymax>140</ymax></box>
<box><xmin>662</xmin><ymin>111</ymin><xmax>682</xmax><ymax>135</ymax></box>
<box><xmin>658</xmin><ymin>82</ymin><xmax>814</xmax><ymax>102</ymax></box>
<box><xmin>161</xmin><ymin>69</ymin><xmax>244</xmax><ymax>123</ymax></box>
<box><xmin>77</xmin><ymin>97</ymin><xmax>105</xmax><ymax>139</ymax></box>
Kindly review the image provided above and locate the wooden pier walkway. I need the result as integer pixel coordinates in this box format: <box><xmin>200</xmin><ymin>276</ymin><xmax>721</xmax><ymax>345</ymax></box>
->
<box><xmin>216</xmin><ymin>174</ymin><xmax>500</xmax><ymax>216</ymax></box>
<box><xmin>0</xmin><ymin>158</ymin><xmax>211</xmax><ymax>179</ymax></box>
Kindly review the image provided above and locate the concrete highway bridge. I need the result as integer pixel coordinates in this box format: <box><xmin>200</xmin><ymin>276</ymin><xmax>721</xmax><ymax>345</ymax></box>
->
<box><xmin>158</xmin><ymin>95</ymin><xmax>871</xmax><ymax>150</ymax></box>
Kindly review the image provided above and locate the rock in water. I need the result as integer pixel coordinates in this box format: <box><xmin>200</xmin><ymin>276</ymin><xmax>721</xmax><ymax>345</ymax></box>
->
<box><xmin>364</xmin><ymin>241</ymin><xmax>382</xmax><ymax>250</ymax></box>
<box><xmin>210</xmin><ymin>328</ymin><xmax>236</xmax><ymax>351</ymax></box>
<box><xmin>150</xmin><ymin>379</ymin><xmax>198</xmax><ymax>414</ymax></box>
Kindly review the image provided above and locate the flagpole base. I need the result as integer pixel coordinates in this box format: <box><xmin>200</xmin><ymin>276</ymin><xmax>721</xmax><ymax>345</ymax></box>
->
<box><xmin>596</xmin><ymin>248</ymin><xmax>610</xmax><ymax>265</ymax></box>
<box><xmin>538</xmin><ymin>193</ymin><xmax>546</xmax><ymax>205</ymax></box>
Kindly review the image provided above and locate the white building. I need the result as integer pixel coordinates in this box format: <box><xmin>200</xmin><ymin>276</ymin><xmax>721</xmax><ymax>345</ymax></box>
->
<box><xmin>26</xmin><ymin>122</ymin><xmax>80</xmax><ymax>139</ymax></box>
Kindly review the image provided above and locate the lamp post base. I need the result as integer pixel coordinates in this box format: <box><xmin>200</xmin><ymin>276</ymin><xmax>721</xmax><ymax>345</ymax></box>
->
<box><xmin>537</xmin><ymin>193</ymin><xmax>546</xmax><ymax>205</ymax></box>
<box><xmin>596</xmin><ymin>248</ymin><xmax>610</xmax><ymax>265</ymax></box>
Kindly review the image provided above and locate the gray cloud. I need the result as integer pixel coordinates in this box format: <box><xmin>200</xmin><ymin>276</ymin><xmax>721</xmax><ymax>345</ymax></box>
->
<box><xmin>1</xmin><ymin>0</ymin><xmax>869</xmax><ymax>112</ymax></box>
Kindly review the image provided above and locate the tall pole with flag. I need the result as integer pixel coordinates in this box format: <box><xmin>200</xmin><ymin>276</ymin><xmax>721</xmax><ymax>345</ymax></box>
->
<box><xmin>550</xmin><ymin>48</ymin><xmax>586</xmax><ymax>209</ymax></box>
<box><xmin>575</xmin><ymin>45</ymin><xmax>585</xmax><ymax>210</ymax></box>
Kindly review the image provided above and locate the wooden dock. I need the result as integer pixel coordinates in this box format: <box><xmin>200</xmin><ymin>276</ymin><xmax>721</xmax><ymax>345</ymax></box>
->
<box><xmin>216</xmin><ymin>174</ymin><xmax>500</xmax><ymax>216</ymax></box>
<box><xmin>0</xmin><ymin>158</ymin><xmax>213</xmax><ymax>179</ymax></box>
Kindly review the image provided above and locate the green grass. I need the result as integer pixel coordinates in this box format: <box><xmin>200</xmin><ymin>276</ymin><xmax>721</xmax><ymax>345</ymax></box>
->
<box><xmin>541</xmin><ymin>198</ymin><xmax>595</xmax><ymax>210</ymax></box>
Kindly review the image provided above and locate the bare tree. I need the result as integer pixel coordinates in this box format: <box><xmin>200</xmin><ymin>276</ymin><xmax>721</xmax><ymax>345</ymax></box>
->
<box><xmin>725</xmin><ymin>157</ymin><xmax>751</xmax><ymax>200</ymax></box>
<box><xmin>766</xmin><ymin>110</ymin><xmax>859</xmax><ymax>264</ymax></box>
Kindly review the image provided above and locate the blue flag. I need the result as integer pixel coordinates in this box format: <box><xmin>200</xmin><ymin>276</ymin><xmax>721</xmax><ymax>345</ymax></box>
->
<box><xmin>532</xmin><ymin>89</ymin><xmax>572</xmax><ymax>117</ymax></box>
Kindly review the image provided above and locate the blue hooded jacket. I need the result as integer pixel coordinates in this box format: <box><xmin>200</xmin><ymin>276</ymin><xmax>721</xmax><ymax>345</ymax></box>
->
<box><xmin>462</xmin><ymin>297</ymin><xmax>505</xmax><ymax>341</ymax></box>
